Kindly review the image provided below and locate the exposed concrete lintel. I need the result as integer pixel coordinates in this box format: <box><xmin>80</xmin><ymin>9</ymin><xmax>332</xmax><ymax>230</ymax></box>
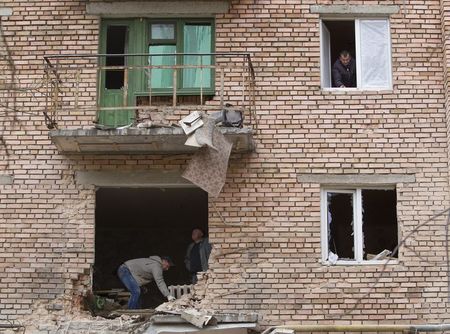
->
<box><xmin>86</xmin><ymin>1</ymin><xmax>230</xmax><ymax>17</ymax></box>
<box><xmin>75</xmin><ymin>170</ymin><xmax>193</xmax><ymax>187</ymax></box>
<box><xmin>0</xmin><ymin>174</ymin><xmax>13</xmax><ymax>185</ymax></box>
<box><xmin>310</xmin><ymin>5</ymin><xmax>400</xmax><ymax>16</ymax></box>
<box><xmin>297</xmin><ymin>174</ymin><xmax>415</xmax><ymax>185</ymax></box>
<box><xmin>0</xmin><ymin>8</ymin><xmax>13</xmax><ymax>16</ymax></box>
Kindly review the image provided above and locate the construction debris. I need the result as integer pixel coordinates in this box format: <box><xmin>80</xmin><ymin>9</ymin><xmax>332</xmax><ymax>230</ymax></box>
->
<box><xmin>366</xmin><ymin>249</ymin><xmax>392</xmax><ymax>260</ymax></box>
<box><xmin>181</xmin><ymin>309</ymin><xmax>217</xmax><ymax>328</ymax></box>
<box><xmin>156</xmin><ymin>272</ymin><xmax>212</xmax><ymax>314</ymax></box>
<box><xmin>180</xmin><ymin>111</ymin><xmax>204</xmax><ymax>135</ymax></box>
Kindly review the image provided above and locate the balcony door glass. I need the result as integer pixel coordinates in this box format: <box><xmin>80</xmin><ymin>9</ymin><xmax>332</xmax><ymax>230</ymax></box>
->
<box><xmin>149</xmin><ymin>23</ymin><xmax>176</xmax><ymax>89</ymax></box>
<box><xmin>183</xmin><ymin>24</ymin><xmax>212</xmax><ymax>89</ymax></box>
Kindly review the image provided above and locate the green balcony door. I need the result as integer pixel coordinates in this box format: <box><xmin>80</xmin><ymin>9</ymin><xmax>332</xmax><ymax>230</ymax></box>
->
<box><xmin>98</xmin><ymin>21</ymin><xmax>140</xmax><ymax>127</ymax></box>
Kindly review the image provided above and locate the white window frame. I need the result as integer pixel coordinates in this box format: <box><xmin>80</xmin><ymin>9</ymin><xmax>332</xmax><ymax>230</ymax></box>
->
<box><xmin>320</xmin><ymin>17</ymin><xmax>393</xmax><ymax>91</ymax></box>
<box><xmin>320</xmin><ymin>187</ymin><xmax>398</xmax><ymax>265</ymax></box>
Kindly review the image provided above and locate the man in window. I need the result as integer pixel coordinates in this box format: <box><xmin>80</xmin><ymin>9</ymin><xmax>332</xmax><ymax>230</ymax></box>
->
<box><xmin>332</xmin><ymin>50</ymin><xmax>356</xmax><ymax>88</ymax></box>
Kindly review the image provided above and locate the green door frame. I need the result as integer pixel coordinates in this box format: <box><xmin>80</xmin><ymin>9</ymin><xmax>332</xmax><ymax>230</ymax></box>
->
<box><xmin>98</xmin><ymin>19</ymin><xmax>145</xmax><ymax>127</ymax></box>
<box><xmin>98</xmin><ymin>18</ymin><xmax>215</xmax><ymax>127</ymax></box>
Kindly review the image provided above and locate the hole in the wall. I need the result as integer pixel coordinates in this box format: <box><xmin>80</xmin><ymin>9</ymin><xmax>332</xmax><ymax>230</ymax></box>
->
<box><xmin>93</xmin><ymin>187</ymin><xmax>208</xmax><ymax>308</ymax></box>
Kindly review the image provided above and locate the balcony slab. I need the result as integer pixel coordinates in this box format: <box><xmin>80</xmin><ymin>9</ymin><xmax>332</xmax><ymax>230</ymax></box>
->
<box><xmin>49</xmin><ymin>127</ymin><xmax>254</xmax><ymax>154</ymax></box>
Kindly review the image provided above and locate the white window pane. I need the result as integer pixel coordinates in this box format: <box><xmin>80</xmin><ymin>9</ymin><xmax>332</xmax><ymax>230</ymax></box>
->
<box><xmin>359</xmin><ymin>19</ymin><xmax>391</xmax><ymax>89</ymax></box>
<box><xmin>151</xmin><ymin>24</ymin><xmax>175</xmax><ymax>40</ymax></box>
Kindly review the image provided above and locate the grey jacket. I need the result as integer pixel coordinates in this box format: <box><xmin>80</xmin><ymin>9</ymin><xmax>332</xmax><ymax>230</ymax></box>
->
<box><xmin>124</xmin><ymin>256</ymin><xmax>170</xmax><ymax>297</ymax></box>
<box><xmin>184</xmin><ymin>238</ymin><xmax>212</xmax><ymax>272</ymax></box>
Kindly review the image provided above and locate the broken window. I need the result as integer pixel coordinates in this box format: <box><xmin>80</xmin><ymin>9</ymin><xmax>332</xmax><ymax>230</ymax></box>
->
<box><xmin>105</xmin><ymin>25</ymin><xmax>128</xmax><ymax>89</ymax></box>
<box><xmin>320</xmin><ymin>18</ymin><xmax>392</xmax><ymax>89</ymax></box>
<box><xmin>94</xmin><ymin>187</ymin><xmax>208</xmax><ymax>308</ymax></box>
<box><xmin>322</xmin><ymin>188</ymin><xmax>398</xmax><ymax>264</ymax></box>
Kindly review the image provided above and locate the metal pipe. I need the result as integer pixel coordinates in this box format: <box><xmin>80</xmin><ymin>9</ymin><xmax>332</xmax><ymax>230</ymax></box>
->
<box><xmin>123</xmin><ymin>68</ymin><xmax>128</xmax><ymax>107</ymax></box>
<box><xmin>44</xmin><ymin>52</ymin><xmax>252</xmax><ymax>60</ymax></box>
<box><xmin>172</xmin><ymin>69</ymin><xmax>177</xmax><ymax>107</ymax></box>
<box><xmin>263</xmin><ymin>324</ymin><xmax>450</xmax><ymax>334</ymax></box>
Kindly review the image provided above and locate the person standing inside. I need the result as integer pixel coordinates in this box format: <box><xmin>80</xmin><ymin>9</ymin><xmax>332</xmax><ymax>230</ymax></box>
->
<box><xmin>117</xmin><ymin>255</ymin><xmax>175</xmax><ymax>309</ymax></box>
<box><xmin>185</xmin><ymin>228</ymin><xmax>212</xmax><ymax>284</ymax></box>
<box><xmin>332</xmin><ymin>50</ymin><xmax>356</xmax><ymax>88</ymax></box>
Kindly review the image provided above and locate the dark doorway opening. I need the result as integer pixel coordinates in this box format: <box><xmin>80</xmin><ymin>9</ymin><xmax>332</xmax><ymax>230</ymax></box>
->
<box><xmin>94</xmin><ymin>187</ymin><xmax>208</xmax><ymax>308</ymax></box>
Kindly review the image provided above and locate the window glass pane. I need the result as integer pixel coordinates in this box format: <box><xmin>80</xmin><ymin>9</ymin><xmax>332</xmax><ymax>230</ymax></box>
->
<box><xmin>359</xmin><ymin>19</ymin><xmax>391</xmax><ymax>88</ymax></box>
<box><xmin>183</xmin><ymin>24</ymin><xmax>212</xmax><ymax>89</ymax></box>
<box><xmin>149</xmin><ymin>45</ymin><xmax>176</xmax><ymax>89</ymax></box>
<box><xmin>151</xmin><ymin>24</ymin><xmax>175</xmax><ymax>40</ymax></box>
<box><xmin>362</xmin><ymin>189</ymin><xmax>398</xmax><ymax>259</ymax></box>
<box><xmin>327</xmin><ymin>192</ymin><xmax>354</xmax><ymax>260</ymax></box>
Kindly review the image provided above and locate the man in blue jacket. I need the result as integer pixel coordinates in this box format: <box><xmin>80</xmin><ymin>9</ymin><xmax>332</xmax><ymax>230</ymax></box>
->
<box><xmin>185</xmin><ymin>228</ymin><xmax>212</xmax><ymax>284</ymax></box>
<box><xmin>332</xmin><ymin>50</ymin><xmax>356</xmax><ymax>88</ymax></box>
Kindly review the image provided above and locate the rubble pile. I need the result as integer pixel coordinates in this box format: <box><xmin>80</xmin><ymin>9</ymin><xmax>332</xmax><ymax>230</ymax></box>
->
<box><xmin>4</xmin><ymin>296</ymin><xmax>149</xmax><ymax>334</ymax></box>
<box><xmin>156</xmin><ymin>272</ymin><xmax>213</xmax><ymax>314</ymax></box>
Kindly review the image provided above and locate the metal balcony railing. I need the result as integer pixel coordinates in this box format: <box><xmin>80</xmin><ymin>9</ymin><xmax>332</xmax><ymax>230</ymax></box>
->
<box><xmin>43</xmin><ymin>53</ymin><xmax>256</xmax><ymax>129</ymax></box>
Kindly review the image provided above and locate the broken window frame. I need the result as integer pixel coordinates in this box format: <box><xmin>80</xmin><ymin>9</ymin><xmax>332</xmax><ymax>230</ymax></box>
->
<box><xmin>320</xmin><ymin>186</ymin><xmax>398</xmax><ymax>265</ymax></box>
<box><xmin>320</xmin><ymin>17</ymin><xmax>393</xmax><ymax>91</ymax></box>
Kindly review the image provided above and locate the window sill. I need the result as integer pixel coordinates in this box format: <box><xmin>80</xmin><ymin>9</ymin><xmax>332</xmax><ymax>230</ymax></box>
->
<box><xmin>322</xmin><ymin>259</ymin><xmax>399</xmax><ymax>266</ymax></box>
<box><xmin>321</xmin><ymin>87</ymin><xmax>394</xmax><ymax>93</ymax></box>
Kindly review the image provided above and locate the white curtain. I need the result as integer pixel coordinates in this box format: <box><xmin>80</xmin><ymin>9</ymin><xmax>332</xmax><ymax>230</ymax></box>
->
<box><xmin>183</xmin><ymin>24</ymin><xmax>212</xmax><ymax>88</ymax></box>
<box><xmin>151</xmin><ymin>24</ymin><xmax>175</xmax><ymax>40</ymax></box>
<box><xmin>359</xmin><ymin>19</ymin><xmax>391</xmax><ymax>89</ymax></box>
<box><xmin>149</xmin><ymin>45</ymin><xmax>176</xmax><ymax>89</ymax></box>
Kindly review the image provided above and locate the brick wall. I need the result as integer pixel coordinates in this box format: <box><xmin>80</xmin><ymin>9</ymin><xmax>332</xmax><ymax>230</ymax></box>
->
<box><xmin>0</xmin><ymin>0</ymin><xmax>449</xmax><ymax>326</ymax></box>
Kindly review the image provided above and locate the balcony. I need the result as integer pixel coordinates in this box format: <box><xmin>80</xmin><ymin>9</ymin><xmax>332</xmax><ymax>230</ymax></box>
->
<box><xmin>44</xmin><ymin>53</ymin><xmax>256</xmax><ymax>154</ymax></box>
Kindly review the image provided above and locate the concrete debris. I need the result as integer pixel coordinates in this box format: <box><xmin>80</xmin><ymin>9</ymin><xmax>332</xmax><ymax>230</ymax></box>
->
<box><xmin>136</xmin><ymin>120</ymin><xmax>174</xmax><ymax>128</ymax></box>
<box><xmin>328</xmin><ymin>251</ymin><xmax>338</xmax><ymax>265</ymax></box>
<box><xmin>181</xmin><ymin>309</ymin><xmax>217</xmax><ymax>328</ymax></box>
<box><xmin>9</xmin><ymin>296</ymin><xmax>148</xmax><ymax>334</ymax></box>
<box><xmin>154</xmin><ymin>273</ymin><xmax>217</xmax><ymax>327</ymax></box>
<box><xmin>94</xmin><ymin>122</ymin><xmax>133</xmax><ymax>131</ymax></box>
<box><xmin>366</xmin><ymin>249</ymin><xmax>392</xmax><ymax>260</ymax></box>
<box><xmin>180</xmin><ymin>111</ymin><xmax>204</xmax><ymax>135</ymax></box>
<box><xmin>156</xmin><ymin>272</ymin><xmax>212</xmax><ymax>314</ymax></box>
<box><xmin>136</xmin><ymin>109</ymin><xmax>173</xmax><ymax>127</ymax></box>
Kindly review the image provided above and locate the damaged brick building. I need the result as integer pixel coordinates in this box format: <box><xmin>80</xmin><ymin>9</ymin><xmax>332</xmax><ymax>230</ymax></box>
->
<box><xmin>1</xmin><ymin>0</ymin><xmax>450</xmax><ymax>331</ymax></box>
